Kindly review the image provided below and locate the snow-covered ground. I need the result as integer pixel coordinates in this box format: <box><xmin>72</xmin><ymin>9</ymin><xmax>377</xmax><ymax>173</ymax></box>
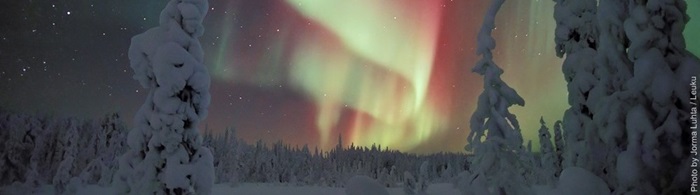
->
<box><xmin>2</xmin><ymin>183</ymin><xmax>460</xmax><ymax>195</ymax></box>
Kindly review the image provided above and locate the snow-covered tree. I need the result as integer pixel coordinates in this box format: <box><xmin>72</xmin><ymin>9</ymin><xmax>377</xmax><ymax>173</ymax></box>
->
<box><xmin>440</xmin><ymin>163</ymin><xmax>454</xmax><ymax>182</ymax></box>
<box><xmin>552</xmin><ymin>0</ymin><xmax>601</xmax><ymax>172</ymax></box>
<box><xmin>113</xmin><ymin>0</ymin><xmax>214</xmax><ymax>194</ymax></box>
<box><xmin>614</xmin><ymin>0</ymin><xmax>698</xmax><ymax>193</ymax></box>
<box><xmin>25</xmin><ymin>116</ymin><xmax>49</xmax><ymax>187</ymax></box>
<box><xmin>388</xmin><ymin>165</ymin><xmax>399</xmax><ymax>187</ymax></box>
<box><xmin>98</xmin><ymin>113</ymin><xmax>128</xmax><ymax>186</ymax></box>
<box><xmin>552</xmin><ymin>0</ymin><xmax>598</xmax><ymax>58</ymax></box>
<box><xmin>0</xmin><ymin>114</ymin><xmax>33</xmax><ymax>185</ymax></box>
<box><xmin>53</xmin><ymin>120</ymin><xmax>80</xmax><ymax>194</ymax></box>
<box><xmin>79</xmin><ymin>158</ymin><xmax>106</xmax><ymax>185</ymax></box>
<box><xmin>403</xmin><ymin>171</ymin><xmax>417</xmax><ymax>195</ymax></box>
<box><xmin>464</xmin><ymin>0</ymin><xmax>531</xmax><ymax>194</ymax></box>
<box><xmin>74</xmin><ymin>120</ymin><xmax>98</xmax><ymax>173</ymax></box>
<box><xmin>552</xmin><ymin>0</ymin><xmax>699</xmax><ymax>193</ymax></box>
<box><xmin>417</xmin><ymin>161</ymin><xmax>429</xmax><ymax>194</ymax></box>
<box><xmin>52</xmin><ymin>156</ymin><xmax>75</xmax><ymax>194</ymax></box>
<box><xmin>552</xmin><ymin>120</ymin><xmax>564</xmax><ymax>177</ymax></box>
<box><xmin>537</xmin><ymin>117</ymin><xmax>557</xmax><ymax>185</ymax></box>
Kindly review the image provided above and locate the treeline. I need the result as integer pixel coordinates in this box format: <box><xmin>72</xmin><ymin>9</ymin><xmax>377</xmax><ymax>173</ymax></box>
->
<box><xmin>204</xmin><ymin>129</ymin><xmax>470</xmax><ymax>187</ymax></box>
<box><xmin>0</xmin><ymin>109</ymin><xmax>471</xmax><ymax>190</ymax></box>
<box><xmin>0</xmin><ymin>110</ymin><xmax>127</xmax><ymax>191</ymax></box>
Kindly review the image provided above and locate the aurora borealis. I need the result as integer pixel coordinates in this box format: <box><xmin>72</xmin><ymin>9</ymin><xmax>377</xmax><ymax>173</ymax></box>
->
<box><xmin>0</xmin><ymin>0</ymin><xmax>698</xmax><ymax>153</ymax></box>
<box><xmin>204</xmin><ymin>0</ymin><xmax>564</xmax><ymax>153</ymax></box>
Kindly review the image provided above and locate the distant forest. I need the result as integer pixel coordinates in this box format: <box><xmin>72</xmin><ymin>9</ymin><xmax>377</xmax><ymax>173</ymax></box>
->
<box><xmin>0</xmin><ymin>109</ymin><xmax>470</xmax><ymax>190</ymax></box>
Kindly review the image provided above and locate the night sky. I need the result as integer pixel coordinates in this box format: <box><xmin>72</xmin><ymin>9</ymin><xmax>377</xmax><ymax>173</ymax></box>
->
<box><xmin>1</xmin><ymin>0</ymin><xmax>698</xmax><ymax>153</ymax></box>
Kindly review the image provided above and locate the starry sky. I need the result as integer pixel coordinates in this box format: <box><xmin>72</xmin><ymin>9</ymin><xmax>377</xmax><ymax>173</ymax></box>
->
<box><xmin>0</xmin><ymin>0</ymin><xmax>698</xmax><ymax>154</ymax></box>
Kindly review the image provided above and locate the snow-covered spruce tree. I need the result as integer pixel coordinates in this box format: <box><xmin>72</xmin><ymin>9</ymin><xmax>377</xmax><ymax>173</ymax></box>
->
<box><xmin>417</xmin><ymin>161</ymin><xmax>429</xmax><ymax>194</ymax></box>
<box><xmin>0</xmin><ymin>114</ymin><xmax>33</xmax><ymax>185</ymax></box>
<box><xmin>537</xmin><ymin>117</ymin><xmax>557</xmax><ymax>185</ymax></box>
<box><xmin>463</xmin><ymin>0</ymin><xmax>530</xmax><ymax>194</ymax></box>
<box><xmin>27</xmin><ymin>115</ymin><xmax>62</xmax><ymax>187</ymax></box>
<box><xmin>79</xmin><ymin>159</ymin><xmax>106</xmax><ymax>185</ymax></box>
<box><xmin>403</xmin><ymin>171</ymin><xmax>417</xmax><ymax>195</ymax></box>
<box><xmin>388</xmin><ymin>165</ymin><xmax>398</xmax><ymax>187</ymax></box>
<box><xmin>574</xmin><ymin>0</ymin><xmax>633</xmax><ymax>189</ymax></box>
<box><xmin>613</xmin><ymin>0</ymin><xmax>699</xmax><ymax>193</ymax></box>
<box><xmin>519</xmin><ymin>140</ymin><xmax>539</xmax><ymax>185</ymax></box>
<box><xmin>25</xmin><ymin>116</ymin><xmax>49</xmax><ymax>188</ymax></box>
<box><xmin>98</xmin><ymin>113</ymin><xmax>128</xmax><ymax>186</ymax></box>
<box><xmin>551</xmin><ymin>0</ymin><xmax>700</xmax><ymax>193</ymax></box>
<box><xmin>552</xmin><ymin>0</ymin><xmax>601</xmax><ymax>172</ymax></box>
<box><xmin>440</xmin><ymin>163</ymin><xmax>454</xmax><ymax>181</ymax></box>
<box><xmin>552</xmin><ymin>120</ymin><xmax>564</xmax><ymax>177</ymax></box>
<box><xmin>53</xmin><ymin>119</ymin><xmax>80</xmax><ymax>194</ymax></box>
<box><xmin>113</xmin><ymin>0</ymin><xmax>214</xmax><ymax>194</ymax></box>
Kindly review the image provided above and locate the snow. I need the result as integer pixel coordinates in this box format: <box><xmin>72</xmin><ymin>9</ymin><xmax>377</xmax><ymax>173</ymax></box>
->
<box><xmin>1</xmin><ymin>183</ymin><xmax>462</xmax><ymax>195</ymax></box>
<box><xmin>345</xmin><ymin>175</ymin><xmax>389</xmax><ymax>195</ymax></box>
<box><xmin>225</xmin><ymin>183</ymin><xmax>459</xmax><ymax>195</ymax></box>
<box><xmin>553</xmin><ymin>167</ymin><xmax>610</xmax><ymax>195</ymax></box>
<box><xmin>533</xmin><ymin>167</ymin><xmax>610</xmax><ymax>195</ymax></box>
